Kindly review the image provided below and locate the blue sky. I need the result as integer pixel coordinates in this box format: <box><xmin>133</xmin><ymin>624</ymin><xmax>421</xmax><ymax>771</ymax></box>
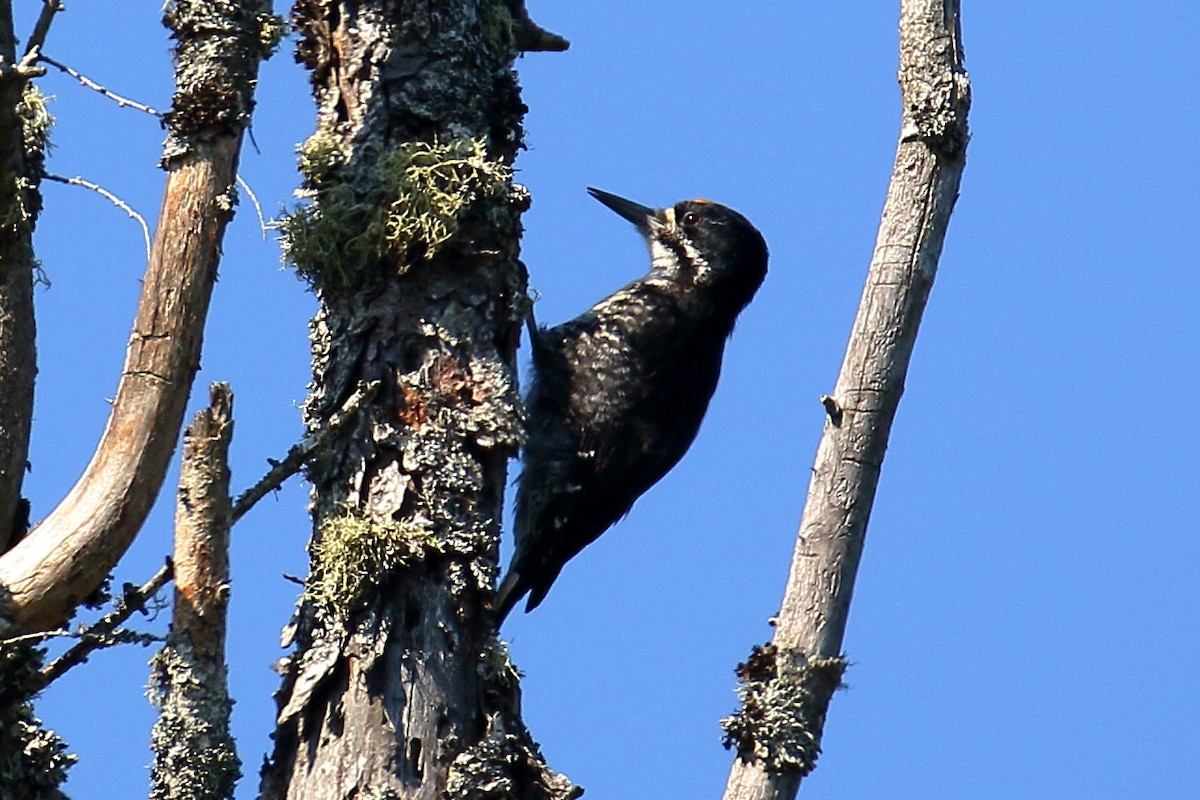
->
<box><xmin>21</xmin><ymin>2</ymin><xmax>1200</xmax><ymax>798</ymax></box>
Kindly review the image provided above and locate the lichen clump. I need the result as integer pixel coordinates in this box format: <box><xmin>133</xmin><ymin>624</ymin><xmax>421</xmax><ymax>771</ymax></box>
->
<box><xmin>306</xmin><ymin>507</ymin><xmax>443</xmax><ymax>612</ymax></box>
<box><xmin>720</xmin><ymin>644</ymin><xmax>847</xmax><ymax>776</ymax></box>
<box><xmin>1</xmin><ymin>83</ymin><xmax>53</xmax><ymax>236</ymax></box>
<box><xmin>445</xmin><ymin>716</ymin><xmax>582</xmax><ymax>800</ymax></box>
<box><xmin>282</xmin><ymin>136</ymin><xmax>512</xmax><ymax>289</ymax></box>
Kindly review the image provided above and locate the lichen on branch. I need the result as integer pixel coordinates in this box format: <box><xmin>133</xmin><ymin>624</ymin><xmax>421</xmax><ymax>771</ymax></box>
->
<box><xmin>721</xmin><ymin>644</ymin><xmax>847</xmax><ymax>776</ymax></box>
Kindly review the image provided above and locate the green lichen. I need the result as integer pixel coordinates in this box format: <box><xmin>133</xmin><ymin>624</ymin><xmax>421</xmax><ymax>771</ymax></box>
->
<box><xmin>282</xmin><ymin>136</ymin><xmax>512</xmax><ymax>290</ymax></box>
<box><xmin>19</xmin><ymin>83</ymin><xmax>53</xmax><ymax>160</ymax></box>
<box><xmin>0</xmin><ymin>83</ymin><xmax>54</xmax><ymax>237</ymax></box>
<box><xmin>296</xmin><ymin>128</ymin><xmax>346</xmax><ymax>185</ymax></box>
<box><xmin>306</xmin><ymin>507</ymin><xmax>443</xmax><ymax>612</ymax></box>
<box><xmin>720</xmin><ymin>644</ymin><xmax>847</xmax><ymax>776</ymax></box>
<box><xmin>479</xmin><ymin>639</ymin><xmax>522</xmax><ymax>691</ymax></box>
<box><xmin>255</xmin><ymin>10</ymin><xmax>287</xmax><ymax>56</ymax></box>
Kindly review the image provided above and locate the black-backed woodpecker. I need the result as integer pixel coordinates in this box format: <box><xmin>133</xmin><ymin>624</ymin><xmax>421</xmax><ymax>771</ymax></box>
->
<box><xmin>495</xmin><ymin>188</ymin><xmax>768</xmax><ymax>624</ymax></box>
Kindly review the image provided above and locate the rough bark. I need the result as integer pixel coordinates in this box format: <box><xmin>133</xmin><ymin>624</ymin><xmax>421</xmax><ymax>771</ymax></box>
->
<box><xmin>150</xmin><ymin>383</ymin><xmax>240</xmax><ymax>800</ymax></box>
<box><xmin>721</xmin><ymin>2</ymin><xmax>970</xmax><ymax>798</ymax></box>
<box><xmin>261</xmin><ymin>2</ymin><xmax>574</xmax><ymax>798</ymax></box>
<box><xmin>0</xmin><ymin>6</ymin><xmax>48</xmax><ymax>554</ymax></box>
<box><xmin>0</xmin><ymin>1</ymin><xmax>279</xmax><ymax>636</ymax></box>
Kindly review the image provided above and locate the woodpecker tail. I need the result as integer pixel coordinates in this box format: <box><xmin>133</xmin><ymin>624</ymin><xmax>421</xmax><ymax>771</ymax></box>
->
<box><xmin>494</xmin><ymin>569</ymin><xmax>526</xmax><ymax>627</ymax></box>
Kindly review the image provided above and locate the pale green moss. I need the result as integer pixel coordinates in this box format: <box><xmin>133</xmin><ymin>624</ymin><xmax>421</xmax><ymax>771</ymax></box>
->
<box><xmin>19</xmin><ymin>83</ymin><xmax>53</xmax><ymax>159</ymax></box>
<box><xmin>282</xmin><ymin>136</ymin><xmax>512</xmax><ymax>290</ymax></box>
<box><xmin>296</xmin><ymin>128</ymin><xmax>346</xmax><ymax>185</ymax></box>
<box><xmin>307</xmin><ymin>507</ymin><xmax>443</xmax><ymax>612</ymax></box>
<box><xmin>256</xmin><ymin>11</ymin><xmax>287</xmax><ymax>56</ymax></box>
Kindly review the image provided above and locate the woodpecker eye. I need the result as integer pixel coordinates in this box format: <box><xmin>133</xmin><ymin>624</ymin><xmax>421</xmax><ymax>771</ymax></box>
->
<box><xmin>681</xmin><ymin>211</ymin><xmax>700</xmax><ymax>227</ymax></box>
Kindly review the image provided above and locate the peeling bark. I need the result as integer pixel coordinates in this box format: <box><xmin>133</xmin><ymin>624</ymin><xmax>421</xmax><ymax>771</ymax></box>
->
<box><xmin>721</xmin><ymin>2</ymin><xmax>970</xmax><ymax>798</ymax></box>
<box><xmin>261</xmin><ymin>2</ymin><xmax>574</xmax><ymax>798</ymax></box>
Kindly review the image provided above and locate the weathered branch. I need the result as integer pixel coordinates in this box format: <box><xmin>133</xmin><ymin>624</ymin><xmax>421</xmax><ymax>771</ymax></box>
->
<box><xmin>34</xmin><ymin>560</ymin><xmax>174</xmax><ymax>691</ymax></box>
<box><xmin>0</xmin><ymin>3</ymin><xmax>279</xmax><ymax>635</ymax></box>
<box><xmin>43</xmin><ymin>172</ymin><xmax>153</xmax><ymax>260</ymax></box>
<box><xmin>150</xmin><ymin>382</ymin><xmax>240</xmax><ymax>800</ymax></box>
<box><xmin>721</xmin><ymin>2</ymin><xmax>970</xmax><ymax>798</ymax></box>
<box><xmin>37</xmin><ymin>52</ymin><xmax>163</xmax><ymax>117</ymax></box>
<box><xmin>230</xmin><ymin>380</ymin><xmax>379</xmax><ymax>523</ymax></box>
<box><xmin>26</xmin><ymin>1</ymin><xmax>64</xmax><ymax>58</ymax></box>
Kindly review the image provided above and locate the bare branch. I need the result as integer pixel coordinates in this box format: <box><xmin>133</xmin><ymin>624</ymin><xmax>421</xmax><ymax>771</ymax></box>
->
<box><xmin>26</xmin><ymin>2</ymin><xmax>65</xmax><ymax>58</ymax></box>
<box><xmin>231</xmin><ymin>381</ymin><xmax>379</xmax><ymax>523</ymax></box>
<box><xmin>721</xmin><ymin>2</ymin><xmax>970</xmax><ymax>798</ymax></box>
<box><xmin>236</xmin><ymin>173</ymin><xmax>267</xmax><ymax>241</ymax></box>
<box><xmin>37</xmin><ymin>51</ymin><xmax>162</xmax><ymax>117</ymax></box>
<box><xmin>34</xmin><ymin>560</ymin><xmax>174</xmax><ymax>690</ymax></box>
<box><xmin>44</xmin><ymin>172</ymin><xmax>152</xmax><ymax>261</ymax></box>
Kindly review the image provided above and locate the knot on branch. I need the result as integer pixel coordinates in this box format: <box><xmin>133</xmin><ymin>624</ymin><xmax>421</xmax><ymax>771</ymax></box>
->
<box><xmin>898</xmin><ymin>11</ymin><xmax>971</xmax><ymax>159</ymax></box>
<box><xmin>721</xmin><ymin>643</ymin><xmax>848</xmax><ymax>776</ymax></box>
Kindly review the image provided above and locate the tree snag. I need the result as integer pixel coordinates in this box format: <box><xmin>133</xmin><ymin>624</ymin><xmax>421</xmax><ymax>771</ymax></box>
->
<box><xmin>150</xmin><ymin>383</ymin><xmax>239</xmax><ymax>800</ymax></box>
<box><xmin>721</xmin><ymin>2</ymin><xmax>971</xmax><ymax>798</ymax></box>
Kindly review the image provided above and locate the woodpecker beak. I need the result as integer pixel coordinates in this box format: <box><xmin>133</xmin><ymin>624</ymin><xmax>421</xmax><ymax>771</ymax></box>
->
<box><xmin>587</xmin><ymin>187</ymin><xmax>656</xmax><ymax>234</ymax></box>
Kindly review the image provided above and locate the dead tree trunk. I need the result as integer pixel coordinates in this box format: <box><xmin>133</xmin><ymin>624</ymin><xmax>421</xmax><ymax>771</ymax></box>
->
<box><xmin>260</xmin><ymin>3</ymin><xmax>574</xmax><ymax>798</ymax></box>
<box><xmin>721</xmin><ymin>2</ymin><xmax>971</xmax><ymax>798</ymax></box>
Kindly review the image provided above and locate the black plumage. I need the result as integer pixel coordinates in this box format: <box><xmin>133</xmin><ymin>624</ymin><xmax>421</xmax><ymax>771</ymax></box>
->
<box><xmin>495</xmin><ymin>188</ymin><xmax>768</xmax><ymax>623</ymax></box>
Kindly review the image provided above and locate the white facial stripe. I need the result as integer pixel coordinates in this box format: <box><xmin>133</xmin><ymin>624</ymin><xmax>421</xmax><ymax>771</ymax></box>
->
<box><xmin>649</xmin><ymin>239</ymin><xmax>677</xmax><ymax>274</ymax></box>
<box><xmin>682</xmin><ymin>238</ymin><xmax>710</xmax><ymax>280</ymax></box>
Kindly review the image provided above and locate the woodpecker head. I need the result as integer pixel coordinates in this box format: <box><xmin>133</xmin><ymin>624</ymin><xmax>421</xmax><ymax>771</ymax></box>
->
<box><xmin>587</xmin><ymin>187</ymin><xmax>768</xmax><ymax>320</ymax></box>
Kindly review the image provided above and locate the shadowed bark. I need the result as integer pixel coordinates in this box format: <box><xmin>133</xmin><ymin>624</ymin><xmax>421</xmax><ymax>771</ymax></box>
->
<box><xmin>721</xmin><ymin>2</ymin><xmax>971</xmax><ymax>798</ymax></box>
<box><xmin>0</xmin><ymin>5</ymin><xmax>47</xmax><ymax>555</ymax></box>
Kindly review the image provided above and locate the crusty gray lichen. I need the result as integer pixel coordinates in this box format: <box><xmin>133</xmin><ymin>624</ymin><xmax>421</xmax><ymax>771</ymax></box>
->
<box><xmin>148</xmin><ymin>644</ymin><xmax>240</xmax><ymax>800</ymax></box>
<box><xmin>160</xmin><ymin>1</ymin><xmax>283</xmax><ymax>166</ymax></box>
<box><xmin>721</xmin><ymin>643</ymin><xmax>847</xmax><ymax>776</ymax></box>
<box><xmin>445</xmin><ymin>716</ymin><xmax>581</xmax><ymax>800</ymax></box>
